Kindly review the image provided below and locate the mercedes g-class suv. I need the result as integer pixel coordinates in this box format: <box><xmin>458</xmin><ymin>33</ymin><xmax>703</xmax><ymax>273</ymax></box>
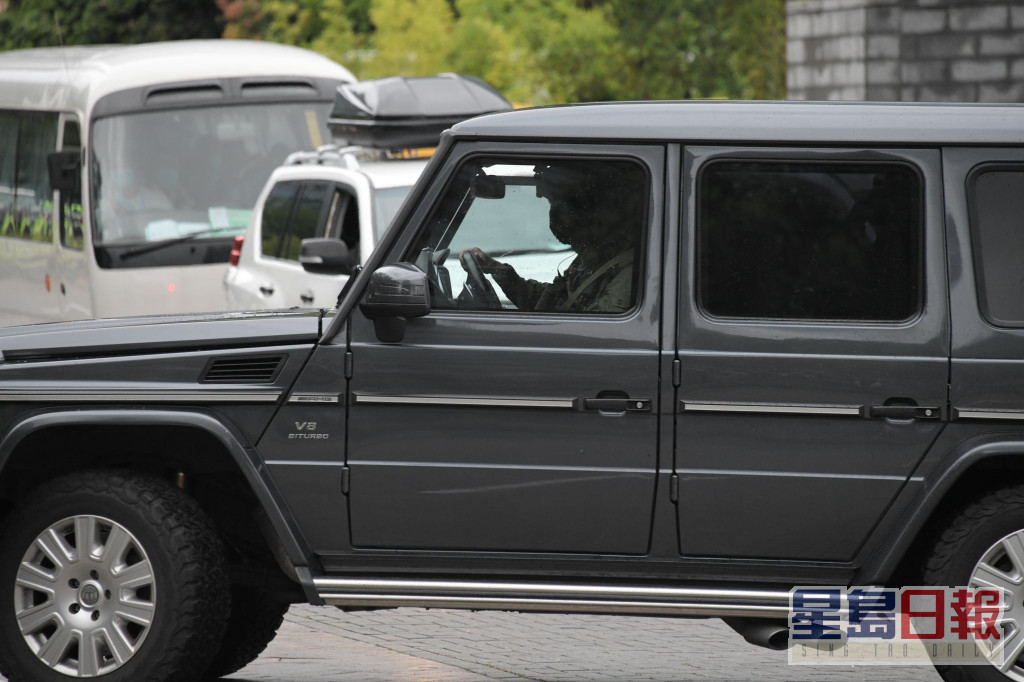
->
<box><xmin>2</xmin><ymin>100</ymin><xmax>1023</xmax><ymax>682</ymax></box>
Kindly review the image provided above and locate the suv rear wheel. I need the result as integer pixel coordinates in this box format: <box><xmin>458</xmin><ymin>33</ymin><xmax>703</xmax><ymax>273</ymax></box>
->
<box><xmin>923</xmin><ymin>483</ymin><xmax>1024</xmax><ymax>682</ymax></box>
<box><xmin>0</xmin><ymin>470</ymin><xmax>229</xmax><ymax>682</ymax></box>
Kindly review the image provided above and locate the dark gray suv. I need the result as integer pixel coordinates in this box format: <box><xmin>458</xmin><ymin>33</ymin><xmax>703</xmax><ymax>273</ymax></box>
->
<box><xmin>2</xmin><ymin>100</ymin><xmax>1024</xmax><ymax>682</ymax></box>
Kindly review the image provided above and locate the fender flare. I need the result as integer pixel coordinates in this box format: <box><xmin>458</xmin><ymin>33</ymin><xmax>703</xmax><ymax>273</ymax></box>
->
<box><xmin>860</xmin><ymin>435</ymin><xmax>1024</xmax><ymax>583</ymax></box>
<box><xmin>0</xmin><ymin>407</ymin><xmax>321</xmax><ymax>604</ymax></box>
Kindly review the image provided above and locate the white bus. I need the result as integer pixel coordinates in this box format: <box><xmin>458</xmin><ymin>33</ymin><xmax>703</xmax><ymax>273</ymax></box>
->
<box><xmin>0</xmin><ymin>40</ymin><xmax>355</xmax><ymax>326</ymax></box>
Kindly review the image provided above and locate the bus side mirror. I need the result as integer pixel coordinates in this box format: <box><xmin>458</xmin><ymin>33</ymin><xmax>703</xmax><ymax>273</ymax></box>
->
<box><xmin>47</xmin><ymin>149</ymin><xmax>82</xmax><ymax>194</ymax></box>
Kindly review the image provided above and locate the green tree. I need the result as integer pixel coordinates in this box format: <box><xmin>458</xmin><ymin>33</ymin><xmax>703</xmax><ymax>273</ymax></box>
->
<box><xmin>362</xmin><ymin>0</ymin><xmax>455</xmax><ymax>78</ymax></box>
<box><xmin>0</xmin><ymin>0</ymin><xmax>222</xmax><ymax>50</ymax></box>
<box><xmin>602</xmin><ymin>0</ymin><xmax>786</xmax><ymax>100</ymax></box>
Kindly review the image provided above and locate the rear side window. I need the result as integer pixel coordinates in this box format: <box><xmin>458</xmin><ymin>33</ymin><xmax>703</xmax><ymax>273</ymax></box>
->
<box><xmin>260</xmin><ymin>180</ymin><xmax>354</xmax><ymax>263</ymax></box>
<box><xmin>969</xmin><ymin>168</ymin><xmax>1024</xmax><ymax>327</ymax></box>
<box><xmin>279</xmin><ymin>182</ymin><xmax>328</xmax><ymax>261</ymax></box>
<box><xmin>260</xmin><ymin>181</ymin><xmax>300</xmax><ymax>259</ymax></box>
<box><xmin>698</xmin><ymin>161</ymin><xmax>922</xmax><ymax>322</ymax></box>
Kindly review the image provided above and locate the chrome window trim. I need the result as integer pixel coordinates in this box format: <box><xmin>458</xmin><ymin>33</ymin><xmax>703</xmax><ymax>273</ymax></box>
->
<box><xmin>953</xmin><ymin>408</ymin><xmax>1024</xmax><ymax>422</ymax></box>
<box><xmin>288</xmin><ymin>393</ymin><xmax>342</xmax><ymax>404</ymax></box>
<box><xmin>353</xmin><ymin>395</ymin><xmax>577</xmax><ymax>409</ymax></box>
<box><xmin>0</xmin><ymin>391</ymin><xmax>281</xmax><ymax>403</ymax></box>
<box><xmin>680</xmin><ymin>401</ymin><xmax>861</xmax><ymax>416</ymax></box>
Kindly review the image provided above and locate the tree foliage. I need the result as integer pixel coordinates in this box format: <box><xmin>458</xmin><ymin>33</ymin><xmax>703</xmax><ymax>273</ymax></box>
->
<box><xmin>1</xmin><ymin>0</ymin><xmax>786</xmax><ymax>104</ymax></box>
<box><xmin>0</xmin><ymin>0</ymin><xmax>222</xmax><ymax>49</ymax></box>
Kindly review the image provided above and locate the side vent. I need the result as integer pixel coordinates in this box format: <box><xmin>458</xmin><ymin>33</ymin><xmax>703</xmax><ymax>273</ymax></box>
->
<box><xmin>200</xmin><ymin>355</ymin><xmax>285</xmax><ymax>384</ymax></box>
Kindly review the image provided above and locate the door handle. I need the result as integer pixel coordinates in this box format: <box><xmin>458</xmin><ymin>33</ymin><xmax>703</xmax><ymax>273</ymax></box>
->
<box><xmin>259</xmin><ymin>284</ymin><xmax>274</xmax><ymax>297</ymax></box>
<box><xmin>868</xmin><ymin>405</ymin><xmax>940</xmax><ymax>420</ymax></box>
<box><xmin>583</xmin><ymin>398</ymin><xmax>651</xmax><ymax>413</ymax></box>
<box><xmin>300</xmin><ymin>290</ymin><xmax>314</xmax><ymax>304</ymax></box>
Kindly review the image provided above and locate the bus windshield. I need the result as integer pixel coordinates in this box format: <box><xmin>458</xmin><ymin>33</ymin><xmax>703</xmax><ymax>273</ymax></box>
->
<box><xmin>91</xmin><ymin>102</ymin><xmax>331</xmax><ymax>246</ymax></box>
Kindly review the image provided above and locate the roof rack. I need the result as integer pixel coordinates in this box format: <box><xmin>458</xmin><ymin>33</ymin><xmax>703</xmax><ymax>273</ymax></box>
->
<box><xmin>328</xmin><ymin>73</ymin><xmax>512</xmax><ymax>149</ymax></box>
<box><xmin>283</xmin><ymin>144</ymin><xmax>433</xmax><ymax>171</ymax></box>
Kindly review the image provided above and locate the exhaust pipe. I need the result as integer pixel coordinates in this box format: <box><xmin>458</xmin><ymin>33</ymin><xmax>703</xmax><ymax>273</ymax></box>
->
<box><xmin>723</xmin><ymin>617</ymin><xmax>790</xmax><ymax>651</ymax></box>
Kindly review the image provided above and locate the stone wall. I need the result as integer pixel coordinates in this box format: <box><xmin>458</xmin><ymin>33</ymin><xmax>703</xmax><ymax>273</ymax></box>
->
<box><xmin>787</xmin><ymin>0</ymin><xmax>1024</xmax><ymax>101</ymax></box>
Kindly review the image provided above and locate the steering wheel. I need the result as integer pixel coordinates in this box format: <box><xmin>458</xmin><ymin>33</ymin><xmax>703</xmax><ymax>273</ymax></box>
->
<box><xmin>458</xmin><ymin>250</ymin><xmax>502</xmax><ymax>310</ymax></box>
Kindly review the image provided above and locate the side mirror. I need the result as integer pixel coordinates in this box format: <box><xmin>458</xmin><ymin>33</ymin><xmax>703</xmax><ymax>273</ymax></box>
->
<box><xmin>359</xmin><ymin>263</ymin><xmax>431</xmax><ymax>343</ymax></box>
<box><xmin>47</xmin><ymin>149</ymin><xmax>81</xmax><ymax>194</ymax></box>
<box><xmin>299</xmin><ymin>238</ymin><xmax>353</xmax><ymax>275</ymax></box>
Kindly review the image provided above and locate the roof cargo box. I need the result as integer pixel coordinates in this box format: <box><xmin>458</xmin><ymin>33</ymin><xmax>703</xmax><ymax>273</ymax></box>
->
<box><xmin>328</xmin><ymin>73</ymin><xmax>512</xmax><ymax>149</ymax></box>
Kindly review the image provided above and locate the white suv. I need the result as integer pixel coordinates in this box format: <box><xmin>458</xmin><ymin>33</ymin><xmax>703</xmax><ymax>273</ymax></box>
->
<box><xmin>224</xmin><ymin>147</ymin><xmax>427</xmax><ymax>310</ymax></box>
<box><xmin>224</xmin><ymin>73</ymin><xmax>511</xmax><ymax>310</ymax></box>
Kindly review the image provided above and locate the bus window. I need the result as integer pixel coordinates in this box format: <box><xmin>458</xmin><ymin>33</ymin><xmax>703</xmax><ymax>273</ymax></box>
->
<box><xmin>91</xmin><ymin>102</ymin><xmax>331</xmax><ymax>257</ymax></box>
<box><xmin>0</xmin><ymin>111</ymin><xmax>16</xmax><ymax>237</ymax></box>
<box><xmin>14</xmin><ymin>112</ymin><xmax>58</xmax><ymax>244</ymax></box>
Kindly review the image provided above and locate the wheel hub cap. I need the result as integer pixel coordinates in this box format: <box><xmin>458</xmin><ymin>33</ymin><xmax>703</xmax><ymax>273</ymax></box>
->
<box><xmin>12</xmin><ymin>515</ymin><xmax>157</xmax><ymax>677</ymax></box>
<box><xmin>78</xmin><ymin>583</ymin><xmax>100</xmax><ymax>608</ymax></box>
<box><xmin>970</xmin><ymin>529</ymin><xmax>1024</xmax><ymax>681</ymax></box>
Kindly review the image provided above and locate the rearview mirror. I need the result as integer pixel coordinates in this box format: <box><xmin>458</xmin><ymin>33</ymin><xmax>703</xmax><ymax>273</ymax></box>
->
<box><xmin>359</xmin><ymin>263</ymin><xmax>431</xmax><ymax>342</ymax></box>
<box><xmin>471</xmin><ymin>174</ymin><xmax>505</xmax><ymax>199</ymax></box>
<box><xmin>299</xmin><ymin>238</ymin><xmax>354</xmax><ymax>275</ymax></box>
<box><xmin>47</xmin><ymin>149</ymin><xmax>81</xmax><ymax>195</ymax></box>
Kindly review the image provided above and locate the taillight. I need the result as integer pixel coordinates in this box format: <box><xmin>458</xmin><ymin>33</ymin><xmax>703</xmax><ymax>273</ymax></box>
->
<box><xmin>229</xmin><ymin>235</ymin><xmax>245</xmax><ymax>266</ymax></box>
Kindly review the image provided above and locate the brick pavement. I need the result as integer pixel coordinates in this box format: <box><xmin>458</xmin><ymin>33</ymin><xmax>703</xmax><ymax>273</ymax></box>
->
<box><xmin>0</xmin><ymin>605</ymin><xmax>949</xmax><ymax>681</ymax></box>
<box><xmin>226</xmin><ymin>605</ymin><xmax>946</xmax><ymax>681</ymax></box>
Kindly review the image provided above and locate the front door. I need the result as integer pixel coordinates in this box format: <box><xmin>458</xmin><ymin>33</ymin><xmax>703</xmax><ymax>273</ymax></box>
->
<box><xmin>346</xmin><ymin>144</ymin><xmax>664</xmax><ymax>554</ymax></box>
<box><xmin>674</xmin><ymin>147</ymin><xmax>950</xmax><ymax>562</ymax></box>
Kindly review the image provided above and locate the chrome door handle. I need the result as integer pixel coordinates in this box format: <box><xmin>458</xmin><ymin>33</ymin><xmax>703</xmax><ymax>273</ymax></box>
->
<box><xmin>583</xmin><ymin>398</ymin><xmax>651</xmax><ymax>412</ymax></box>
<box><xmin>868</xmin><ymin>405</ymin><xmax>940</xmax><ymax>420</ymax></box>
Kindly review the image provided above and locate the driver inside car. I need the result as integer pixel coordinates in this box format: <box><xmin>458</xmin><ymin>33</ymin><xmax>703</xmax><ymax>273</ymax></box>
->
<box><xmin>460</xmin><ymin>164</ymin><xmax>639</xmax><ymax>314</ymax></box>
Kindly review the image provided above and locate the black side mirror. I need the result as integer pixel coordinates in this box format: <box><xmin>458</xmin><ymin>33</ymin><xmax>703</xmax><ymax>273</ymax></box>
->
<box><xmin>299</xmin><ymin>238</ymin><xmax>353</xmax><ymax>275</ymax></box>
<box><xmin>47</xmin><ymin>149</ymin><xmax>81</xmax><ymax>194</ymax></box>
<box><xmin>359</xmin><ymin>263</ymin><xmax>431</xmax><ymax>342</ymax></box>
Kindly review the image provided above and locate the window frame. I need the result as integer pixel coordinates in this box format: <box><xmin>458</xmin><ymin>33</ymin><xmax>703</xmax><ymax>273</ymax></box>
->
<box><xmin>397</xmin><ymin>151</ymin><xmax>654</xmax><ymax>319</ymax></box>
<box><xmin>694</xmin><ymin>156</ymin><xmax>926</xmax><ymax>325</ymax></box>
<box><xmin>58</xmin><ymin>115</ymin><xmax>84</xmax><ymax>251</ymax></box>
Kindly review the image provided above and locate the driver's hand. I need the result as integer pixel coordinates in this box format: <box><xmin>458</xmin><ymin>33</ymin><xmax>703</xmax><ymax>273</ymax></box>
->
<box><xmin>460</xmin><ymin>247</ymin><xmax>503</xmax><ymax>274</ymax></box>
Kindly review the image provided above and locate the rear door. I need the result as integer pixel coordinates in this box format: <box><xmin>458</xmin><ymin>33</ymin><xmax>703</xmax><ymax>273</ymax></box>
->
<box><xmin>674</xmin><ymin>147</ymin><xmax>949</xmax><ymax>561</ymax></box>
<box><xmin>944</xmin><ymin>149</ymin><xmax>1024</xmax><ymax>429</ymax></box>
<box><xmin>345</xmin><ymin>143</ymin><xmax>665</xmax><ymax>554</ymax></box>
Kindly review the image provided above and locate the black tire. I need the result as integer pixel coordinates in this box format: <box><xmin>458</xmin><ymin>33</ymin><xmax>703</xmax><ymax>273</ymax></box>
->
<box><xmin>0</xmin><ymin>470</ymin><xmax>230</xmax><ymax>682</ymax></box>
<box><xmin>203</xmin><ymin>586</ymin><xmax>289</xmax><ymax>679</ymax></box>
<box><xmin>922</xmin><ymin>483</ymin><xmax>1024</xmax><ymax>682</ymax></box>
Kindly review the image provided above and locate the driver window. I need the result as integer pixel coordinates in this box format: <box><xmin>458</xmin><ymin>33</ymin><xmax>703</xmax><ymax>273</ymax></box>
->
<box><xmin>408</xmin><ymin>157</ymin><xmax>647</xmax><ymax>314</ymax></box>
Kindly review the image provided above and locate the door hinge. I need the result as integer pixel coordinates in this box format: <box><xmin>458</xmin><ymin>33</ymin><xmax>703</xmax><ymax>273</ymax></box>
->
<box><xmin>341</xmin><ymin>466</ymin><xmax>351</xmax><ymax>495</ymax></box>
<box><xmin>669</xmin><ymin>473</ymin><xmax>679</xmax><ymax>503</ymax></box>
<box><xmin>344</xmin><ymin>351</ymin><xmax>353</xmax><ymax>379</ymax></box>
<box><xmin>672</xmin><ymin>358</ymin><xmax>681</xmax><ymax>388</ymax></box>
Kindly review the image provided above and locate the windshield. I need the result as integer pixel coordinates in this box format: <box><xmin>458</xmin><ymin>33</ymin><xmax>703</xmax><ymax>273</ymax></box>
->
<box><xmin>91</xmin><ymin>102</ymin><xmax>331</xmax><ymax>245</ymax></box>
<box><xmin>372</xmin><ymin>186</ymin><xmax>413</xmax><ymax>238</ymax></box>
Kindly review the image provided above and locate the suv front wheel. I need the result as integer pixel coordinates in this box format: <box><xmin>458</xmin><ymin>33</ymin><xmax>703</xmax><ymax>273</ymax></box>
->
<box><xmin>0</xmin><ymin>470</ymin><xmax>229</xmax><ymax>682</ymax></box>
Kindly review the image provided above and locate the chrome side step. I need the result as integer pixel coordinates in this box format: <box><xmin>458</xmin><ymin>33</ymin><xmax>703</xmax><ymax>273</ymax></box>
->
<box><xmin>314</xmin><ymin>578</ymin><xmax>793</xmax><ymax>619</ymax></box>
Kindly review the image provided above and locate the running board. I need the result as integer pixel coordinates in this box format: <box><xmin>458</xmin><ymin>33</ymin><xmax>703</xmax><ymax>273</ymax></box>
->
<box><xmin>314</xmin><ymin>578</ymin><xmax>793</xmax><ymax>619</ymax></box>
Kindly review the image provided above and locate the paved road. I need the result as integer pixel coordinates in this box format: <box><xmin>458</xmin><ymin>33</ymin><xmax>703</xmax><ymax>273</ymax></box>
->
<box><xmin>223</xmin><ymin>605</ymin><xmax>945</xmax><ymax>681</ymax></box>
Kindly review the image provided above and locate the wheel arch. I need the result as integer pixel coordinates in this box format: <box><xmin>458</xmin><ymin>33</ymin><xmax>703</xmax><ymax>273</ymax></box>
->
<box><xmin>860</xmin><ymin>436</ymin><xmax>1024</xmax><ymax>585</ymax></box>
<box><xmin>0</xmin><ymin>408</ymin><xmax>319</xmax><ymax>603</ymax></box>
